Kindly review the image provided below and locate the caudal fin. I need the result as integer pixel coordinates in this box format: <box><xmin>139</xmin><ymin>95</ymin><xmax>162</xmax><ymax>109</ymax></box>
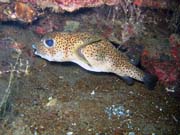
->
<box><xmin>143</xmin><ymin>73</ymin><xmax>158</xmax><ymax>90</ymax></box>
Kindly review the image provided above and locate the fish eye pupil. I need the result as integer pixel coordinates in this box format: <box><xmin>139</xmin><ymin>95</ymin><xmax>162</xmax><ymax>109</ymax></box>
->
<box><xmin>45</xmin><ymin>39</ymin><xmax>54</xmax><ymax>47</ymax></box>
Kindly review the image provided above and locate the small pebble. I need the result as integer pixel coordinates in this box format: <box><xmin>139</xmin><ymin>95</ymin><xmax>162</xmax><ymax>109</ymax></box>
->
<box><xmin>59</xmin><ymin>76</ymin><xmax>64</xmax><ymax>79</ymax></box>
<box><xmin>46</xmin><ymin>98</ymin><xmax>57</xmax><ymax>107</ymax></box>
<box><xmin>72</xmin><ymin>123</ymin><xmax>76</xmax><ymax>126</ymax></box>
<box><xmin>165</xmin><ymin>87</ymin><xmax>175</xmax><ymax>92</ymax></box>
<box><xmin>128</xmin><ymin>132</ymin><xmax>135</xmax><ymax>135</ymax></box>
<box><xmin>48</xmin><ymin>96</ymin><xmax>53</xmax><ymax>101</ymax></box>
<box><xmin>34</xmin><ymin>130</ymin><xmax>38</xmax><ymax>135</ymax></box>
<box><xmin>66</xmin><ymin>131</ymin><xmax>73</xmax><ymax>135</ymax></box>
<box><xmin>91</xmin><ymin>90</ymin><xmax>95</xmax><ymax>95</ymax></box>
<box><xmin>105</xmin><ymin>104</ymin><xmax>130</xmax><ymax>119</ymax></box>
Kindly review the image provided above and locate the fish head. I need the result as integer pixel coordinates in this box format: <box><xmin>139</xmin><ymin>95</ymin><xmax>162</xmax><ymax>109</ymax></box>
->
<box><xmin>32</xmin><ymin>33</ymin><xmax>65</xmax><ymax>62</ymax></box>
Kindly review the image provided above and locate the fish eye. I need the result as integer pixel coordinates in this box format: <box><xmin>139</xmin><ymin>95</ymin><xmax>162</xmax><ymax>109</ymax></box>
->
<box><xmin>43</xmin><ymin>39</ymin><xmax>55</xmax><ymax>48</ymax></box>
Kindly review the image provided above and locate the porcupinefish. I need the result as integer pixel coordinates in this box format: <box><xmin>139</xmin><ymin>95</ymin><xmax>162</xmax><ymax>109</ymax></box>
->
<box><xmin>32</xmin><ymin>32</ymin><xmax>157</xmax><ymax>90</ymax></box>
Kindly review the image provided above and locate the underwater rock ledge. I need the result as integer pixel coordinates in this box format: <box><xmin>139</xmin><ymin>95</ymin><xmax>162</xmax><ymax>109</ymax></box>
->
<box><xmin>0</xmin><ymin>0</ymin><xmax>178</xmax><ymax>23</ymax></box>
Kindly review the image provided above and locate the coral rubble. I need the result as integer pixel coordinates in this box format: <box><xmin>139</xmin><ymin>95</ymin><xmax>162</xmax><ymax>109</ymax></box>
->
<box><xmin>26</xmin><ymin>0</ymin><xmax>121</xmax><ymax>12</ymax></box>
<box><xmin>21</xmin><ymin>0</ymin><xmax>177</xmax><ymax>12</ymax></box>
<box><xmin>14</xmin><ymin>2</ymin><xmax>36</xmax><ymax>23</ymax></box>
<box><xmin>0</xmin><ymin>2</ymin><xmax>37</xmax><ymax>23</ymax></box>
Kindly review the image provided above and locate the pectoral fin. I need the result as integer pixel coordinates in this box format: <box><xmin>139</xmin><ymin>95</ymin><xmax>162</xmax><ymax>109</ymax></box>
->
<box><xmin>75</xmin><ymin>47</ymin><xmax>91</xmax><ymax>66</ymax></box>
<box><xmin>122</xmin><ymin>76</ymin><xmax>134</xmax><ymax>85</ymax></box>
<box><xmin>74</xmin><ymin>36</ymin><xmax>102</xmax><ymax>67</ymax></box>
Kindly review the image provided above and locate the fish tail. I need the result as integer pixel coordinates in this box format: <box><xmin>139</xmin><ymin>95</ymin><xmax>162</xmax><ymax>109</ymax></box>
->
<box><xmin>143</xmin><ymin>73</ymin><xmax>158</xmax><ymax>90</ymax></box>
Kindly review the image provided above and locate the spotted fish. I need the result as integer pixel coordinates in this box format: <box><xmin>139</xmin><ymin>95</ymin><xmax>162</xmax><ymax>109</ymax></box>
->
<box><xmin>32</xmin><ymin>32</ymin><xmax>157</xmax><ymax>90</ymax></box>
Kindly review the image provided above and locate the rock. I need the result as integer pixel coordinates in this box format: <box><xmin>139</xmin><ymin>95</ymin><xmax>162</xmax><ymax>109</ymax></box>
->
<box><xmin>0</xmin><ymin>0</ymin><xmax>10</xmax><ymax>3</ymax></box>
<box><xmin>64</xmin><ymin>20</ymin><xmax>80</xmax><ymax>32</ymax></box>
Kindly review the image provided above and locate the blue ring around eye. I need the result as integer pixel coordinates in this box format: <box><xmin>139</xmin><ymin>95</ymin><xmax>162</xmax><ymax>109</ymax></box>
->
<box><xmin>45</xmin><ymin>39</ymin><xmax>54</xmax><ymax>47</ymax></box>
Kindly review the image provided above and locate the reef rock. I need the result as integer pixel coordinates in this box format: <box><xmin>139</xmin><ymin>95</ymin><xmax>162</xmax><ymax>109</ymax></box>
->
<box><xmin>19</xmin><ymin>0</ymin><xmax>121</xmax><ymax>12</ymax></box>
<box><xmin>0</xmin><ymin>0</ymin><xmax>10</xmax><ymax>3</ymax></box>
<box><xmin>19</xmin><ymin>0</ymin><xmax>176</xmax><ymax>12</ymax></box>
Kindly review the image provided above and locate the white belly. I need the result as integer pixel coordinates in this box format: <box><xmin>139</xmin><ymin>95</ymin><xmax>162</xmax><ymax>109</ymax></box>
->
<box><xmin>71</xmin><ymin>59</ymin><xmax>107</xmax><ymax>72</ymax></box>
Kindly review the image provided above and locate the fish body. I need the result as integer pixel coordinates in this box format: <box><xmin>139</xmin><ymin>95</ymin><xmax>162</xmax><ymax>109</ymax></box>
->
<box><xmin>33</xmin><ymin>32</ymin><xmax>157</xmax><ymax>90</ymax></box>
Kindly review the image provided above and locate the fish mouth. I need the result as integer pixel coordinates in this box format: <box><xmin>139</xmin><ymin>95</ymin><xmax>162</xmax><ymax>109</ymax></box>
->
<box><xmin>32</xmin><ymin>44</ymin><xmax>53</xmax><ymax>61</ymax></box>
<box><xmin>32</xmin><ymin>44</ymin><xmax>38</xmax><ymax>55</ymax></box>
